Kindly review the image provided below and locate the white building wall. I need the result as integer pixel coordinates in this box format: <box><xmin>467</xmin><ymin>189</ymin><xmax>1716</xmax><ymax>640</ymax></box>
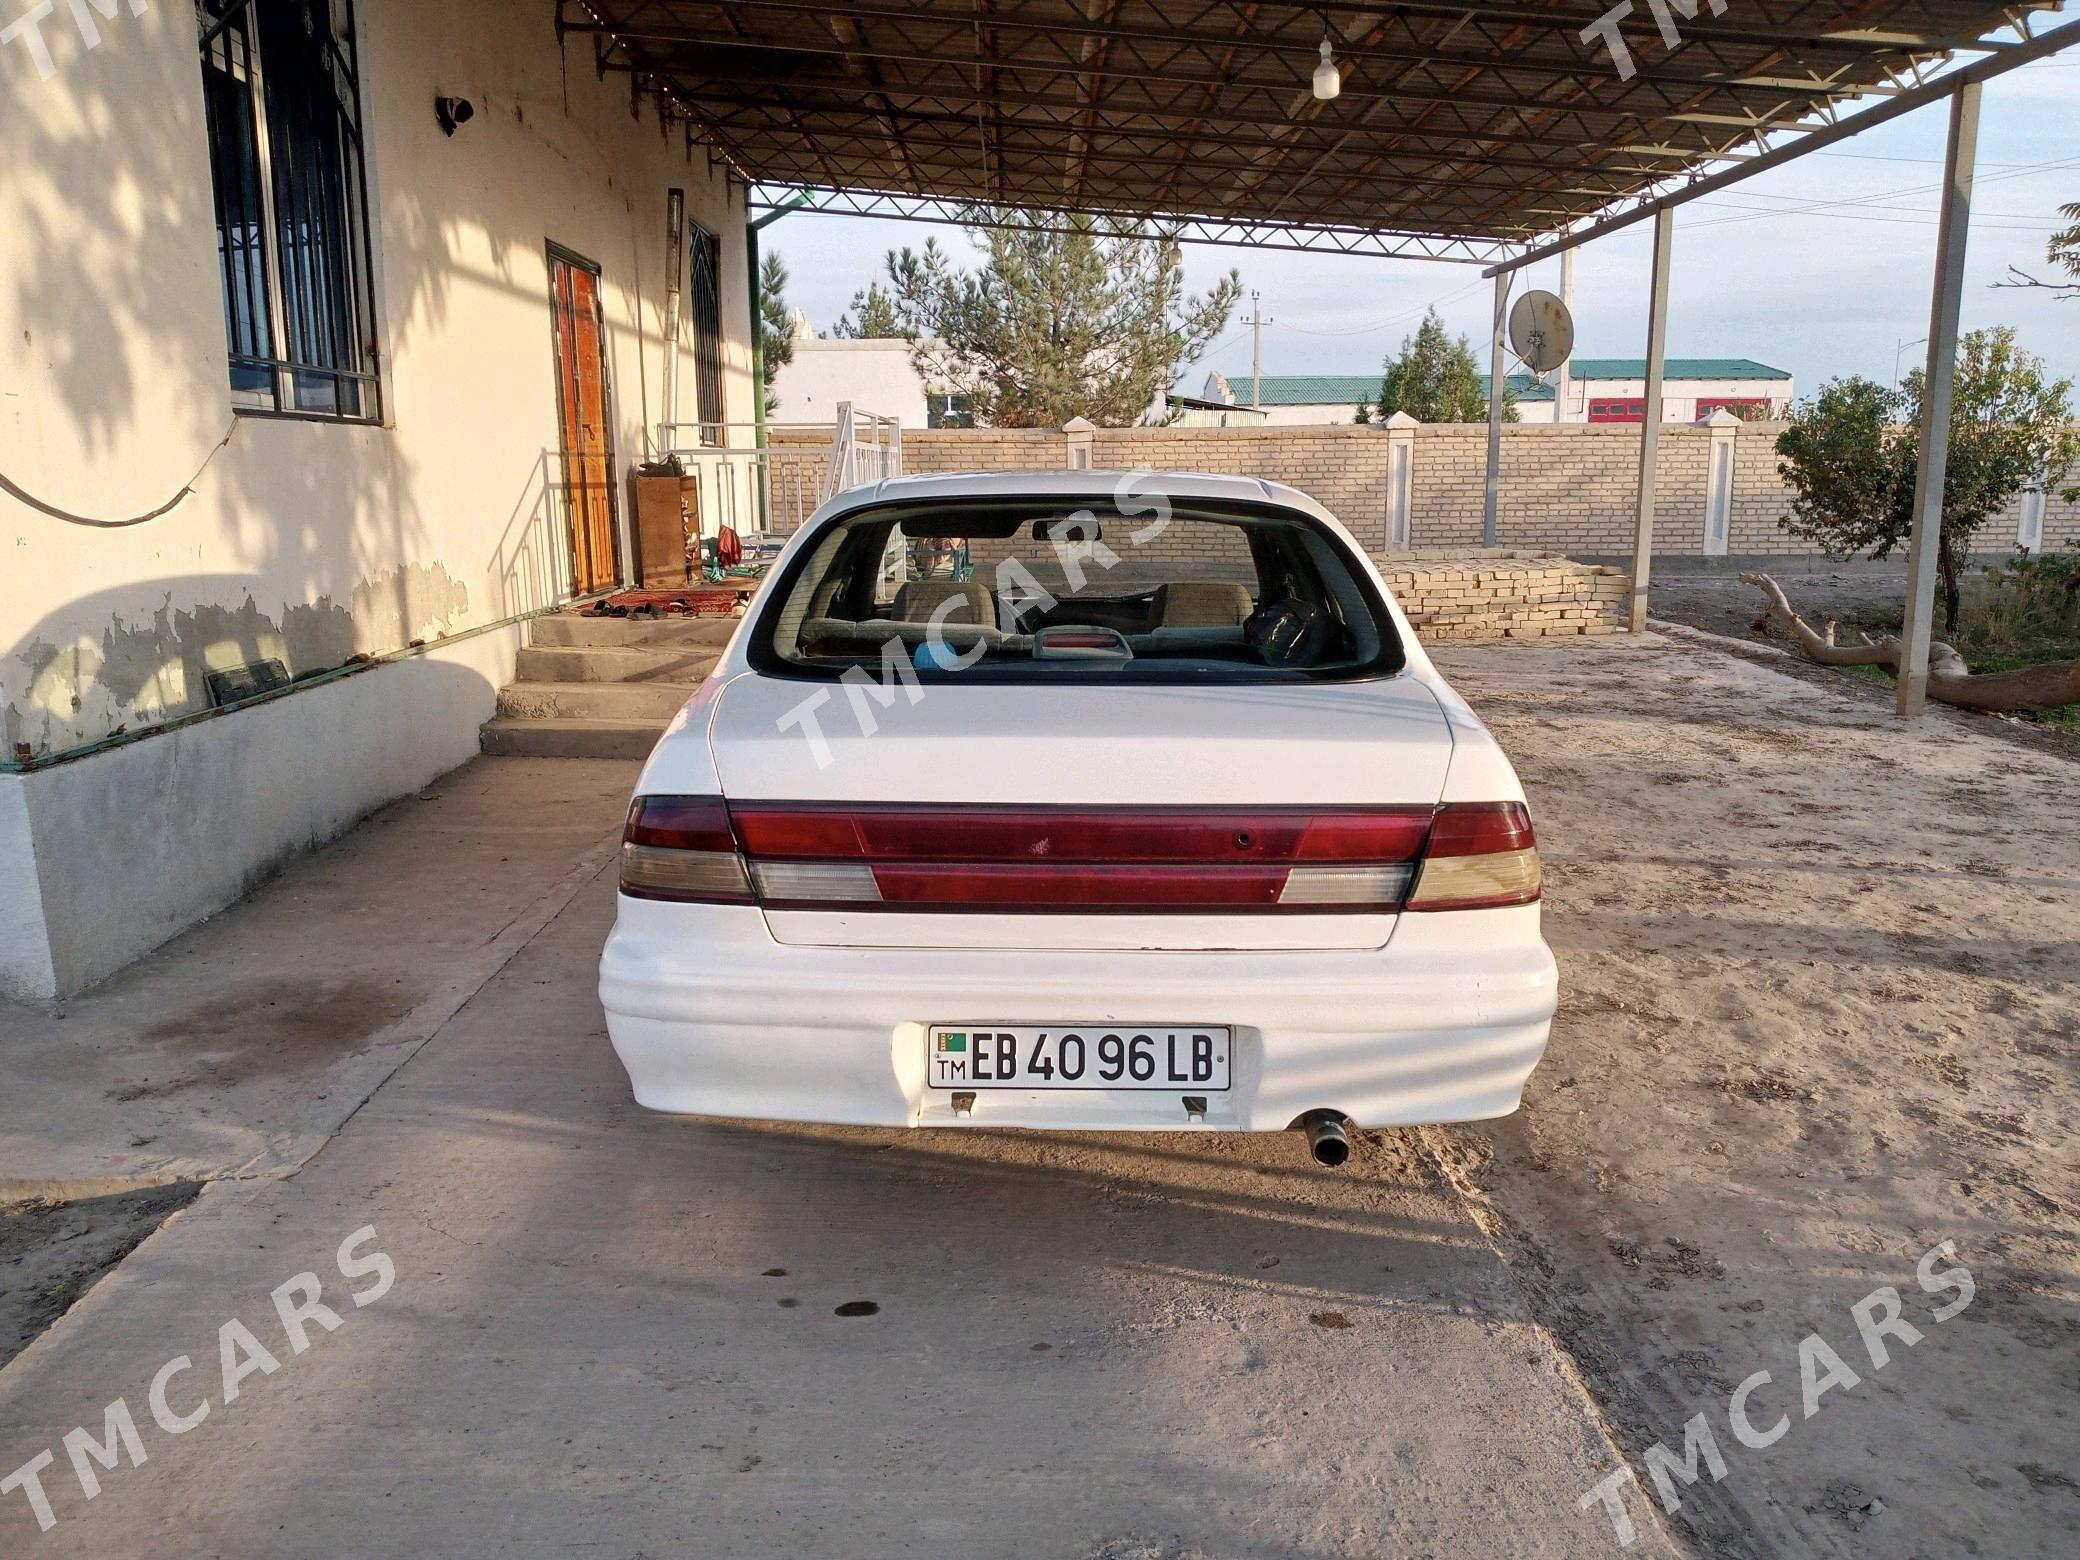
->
<box><xmin>1238</xmin><ymin>378</ymin><xmax>1785</xmax><ymax>427</ymax></box>
<box><xmin>770</xmin><ymin>339</ymin><xmax>930</xmax><ymax>426</ymax></box>
<box><xmin>0</xmin><ymin>0</ymin><xmax>752</xmax><ymax>997</ymax></box>
<box><xmin>1258</xmin><ymin>403</ymin><xmax>1364</xmax><ymax>426</ymax></box>
<box><xmin>1257</xmin><ymin>399</ymin><xmax>1557</xmax><ymax>425</ymax></box>
<box><xmin>1569</xmin><ymin>376</ymin><xmax>1794</xmax><ymax>422</ymax></box>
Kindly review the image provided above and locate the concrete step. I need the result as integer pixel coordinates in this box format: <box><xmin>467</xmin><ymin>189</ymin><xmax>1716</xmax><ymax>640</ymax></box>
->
<box><xmin>528</xmin><ymin>614</ymin><xmax>740</xmax><ymax>651</ymax></box>
<box><xmin>496</xmin><ymin>680</ymin><xmax>696</xmax><ymax>723</ymax></box>
<box><xmin>480</xmin><ymin>717</ymin><xmax>664</xmax><ymax>761</ymax></box>
<box><xmin>514</xmin><ymin>643</ymin><xmax>721</xmax><ymax>684</ymax></box>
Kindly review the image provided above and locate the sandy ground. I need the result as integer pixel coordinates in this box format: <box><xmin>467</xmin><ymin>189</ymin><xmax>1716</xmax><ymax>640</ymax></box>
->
<box><xmin>0</xmin><ymin>632</ymin><xmax>2073</xmax><ymax>1557</ymax></box>
<box><xmin>0</xmin><ymin>1186</ymin><xmax>198</xmax><ymax>1369</ymax></box>
<box><xmin>1429</xmin><ymin>632</ymin><xmax>2080</xmax><ymax>1558</ymax></box>
<box><xmin>1648</xmin><ymin>568</ymin><xmax>1912</xmax><ymax>648</ymax></box>
<box><xmin>1647</xmin><ymin>567</ymin><xmax>2080</xmax><ymax>764</ymax></box>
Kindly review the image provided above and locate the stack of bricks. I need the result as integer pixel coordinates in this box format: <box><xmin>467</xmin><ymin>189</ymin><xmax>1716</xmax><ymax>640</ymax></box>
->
<box><xmin>1374</xmin><ymin>551</ymin><xmax>1629</xmax><ymax>641</ymax></box>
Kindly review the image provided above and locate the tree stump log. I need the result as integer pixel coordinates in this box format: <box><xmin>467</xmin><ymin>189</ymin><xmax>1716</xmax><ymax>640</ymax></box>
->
<box><xmin>1740</xmin><ymin>573</ymin><xmax>2080</xmax><ymax>713</ymax></box>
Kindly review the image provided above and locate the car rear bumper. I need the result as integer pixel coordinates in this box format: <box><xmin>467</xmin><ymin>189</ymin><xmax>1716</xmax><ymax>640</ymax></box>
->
<box><xmin>599</xmin><ymin>898</ymin><xmax>1557</xmax><ymax>1131</ymax></box>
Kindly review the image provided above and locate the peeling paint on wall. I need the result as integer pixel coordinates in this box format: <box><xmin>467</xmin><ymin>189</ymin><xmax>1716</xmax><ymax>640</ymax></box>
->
<box><xmin>3</xmin><ymin>564</ymin><xmax>471</xmax><ymax>756</ymax></box>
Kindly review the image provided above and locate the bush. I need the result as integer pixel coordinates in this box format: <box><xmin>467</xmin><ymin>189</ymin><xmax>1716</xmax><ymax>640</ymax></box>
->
<box><xmin>1954</xmin><ymin>551</ymin><xmax>2080</xmax><ymax>673</ymax></box>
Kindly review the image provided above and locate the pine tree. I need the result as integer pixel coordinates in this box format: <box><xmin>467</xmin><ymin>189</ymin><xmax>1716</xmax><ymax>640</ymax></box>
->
<box><xmin>758</xmin><ymin>251</ymin><xmax>794</xmax><ymax>417</ymax></box>
<box><xmin>862</xmin><ymin>212</ymin><xmax>1242</xmax><ymax>427</ymax></box>
<box><xmin>1373</xmin><ymin>307</ymin><xmax>1515</xmax><ymax>424</ymax></box>
<box><xmin>834</xmin><ymin>282</ymin><xmax>904</xmax><ymax>339</ymax></box>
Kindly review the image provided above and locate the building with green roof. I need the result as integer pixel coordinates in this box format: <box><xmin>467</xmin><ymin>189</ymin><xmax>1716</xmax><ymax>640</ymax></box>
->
<box><xmin>1188</xmin><ymin>359</ymin><xmax>1791</xmax><ymax>426</ymax></box>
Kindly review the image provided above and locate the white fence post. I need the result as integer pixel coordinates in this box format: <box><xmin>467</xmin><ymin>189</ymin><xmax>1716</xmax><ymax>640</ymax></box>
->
<box><xmin>2018</xmin><ymin>480</ymin><xmax>2045</xmax><ymax>554</ymax></box>
<box><xmin>827</xmin><ymin>402</ymin><xmax>858</xmax><ymax>498</ymax></box>
<box><xmin>1384</xmin><ymin>411</ymin><xmax>1418</xmax><ymax>552</ymax></box>
<box><xmin>1064</xmin><ymin>416</ymin><xmax>1096</xmax><ymax>470</ymax></box>
<box><xmin>1703</xmin><ymin>408</ymin><xmax>1739</xmax><ymax>557</ymax></box>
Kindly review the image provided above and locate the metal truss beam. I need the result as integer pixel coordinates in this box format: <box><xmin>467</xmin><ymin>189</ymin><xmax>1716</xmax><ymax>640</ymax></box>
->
<box><xmin>746</xmin><ymin>185</ymin><xmax>1510</xmax><ymax>263</ymax></box>
<box><xmin>1243</xmin><ymin>0</ymin><xmax>2045</xmax><ymax>54</ymax></box>
<box><xmin>561</xmin><ymin>15</ymin><xmax>1828</xmax><ymax>134</ymax></box>
<box><xmin>560</xmin><ymin>0</ymin><xmax>1885</xmax><ymax>106</ymax></box>
<box><xmin>688</xmin><ymin>102</ymin><xmax>1651</xmax><ymax>210</ymax></box>
<box><xmin>574</xmin><ymin>0</ymin><xmax>2072</xmax><ymax>263</ymax></box>
<box><xmin>611</xmin><ymin>58</ymin><xmax>1764</xmax><ymax>164</ymax></box>
<box><xmin>1486</xmin><ymin>10</ymin><xmax>2080</xmax><ymax>275</ymax></box>
<box><xmin>674</xmin><ymin>84</ymin><xmax>1718</xmax><ymax>182</ymax></box>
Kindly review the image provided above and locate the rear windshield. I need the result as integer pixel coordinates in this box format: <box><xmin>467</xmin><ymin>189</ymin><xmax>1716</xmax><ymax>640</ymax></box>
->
<box><xmin>752</xmin><ymin>495</ymin><xmax>1404</xmax><ymax>684</ymax></box>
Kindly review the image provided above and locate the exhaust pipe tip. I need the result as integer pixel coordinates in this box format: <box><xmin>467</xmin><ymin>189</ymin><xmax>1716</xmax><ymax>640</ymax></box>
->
<box><xmin>1301</xmin><ymin>1115</ymin><xmax>1353</xmax><ymax>1168</ymax></box>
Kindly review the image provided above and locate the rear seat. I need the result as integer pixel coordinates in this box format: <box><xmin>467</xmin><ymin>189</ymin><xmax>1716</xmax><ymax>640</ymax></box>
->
<box><xmin>1154</xmin><ymin>581</ymin><xmax>1254</xmax><ymax>628</ymax></box>
<box><xmin>894</xmin><ymin>579</ymin><xmax>995</xmax><ymax>626</ymax></box>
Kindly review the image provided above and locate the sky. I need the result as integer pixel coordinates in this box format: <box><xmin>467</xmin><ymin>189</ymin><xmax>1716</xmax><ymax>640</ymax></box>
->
<box><xmin>763</xmin><ymin>54</ymin><xmax>2080</xmax><ymax>405</ymax></box>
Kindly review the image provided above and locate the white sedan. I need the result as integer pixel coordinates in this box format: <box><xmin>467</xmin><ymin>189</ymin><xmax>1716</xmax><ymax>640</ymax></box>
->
<box><xmin>599</xmin><ymin>471</ymin><xmax>1555</xmax><ymax>1165</ymax></box>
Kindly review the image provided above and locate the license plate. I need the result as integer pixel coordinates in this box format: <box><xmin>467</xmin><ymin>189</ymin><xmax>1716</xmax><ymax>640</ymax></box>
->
<box><xmin>927</xmin><ymin>1027</ymin><xmax>1231</xmax><ymax>1091</ymax></box>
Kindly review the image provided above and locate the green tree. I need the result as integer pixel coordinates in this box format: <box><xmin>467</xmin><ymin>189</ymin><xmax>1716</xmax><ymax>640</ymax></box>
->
<box><xmin>1996</xmin><ymin>199</ymin><xmax>2080</xmax><ymax>298</ymax></box>
<box><xmin>1775</xmin><ymin>326</ymin><xmax>2080</xmax><ymax>630</ymax></box>
<box><xmin>834</xmin><ymin>281</ymin><xmax>904</xmax><ymax>339</ymax></box>
<box><xmin>1364</xmin><ymin>307</ymin><xmax>1515</xmax><ymax>424</ymax></box>
<box><xmin>868</xmin><ymin>213</ymin><xmax>1242</xmax><ymax>427</ymax></box>
<box><xmin>758</xmin><ymin>250</ymin><xmax>794</xmax><ymax>418</ymax></box>
<box><xmin>2043</xmin><ymin>200</ymin><xmax>2080</xmax><ymax>294</ymax></box>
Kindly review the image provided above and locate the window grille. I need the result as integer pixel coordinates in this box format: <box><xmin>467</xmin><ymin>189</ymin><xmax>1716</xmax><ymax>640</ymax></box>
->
<box><xmin>199</xmin><ymin>0</ymin><xmax>380</xmax><ymax>420</ymax></box>
<box><xmin>689</xmin><ymin>222</ymin><xmax>724</xmax><ymax>441</ymax></box>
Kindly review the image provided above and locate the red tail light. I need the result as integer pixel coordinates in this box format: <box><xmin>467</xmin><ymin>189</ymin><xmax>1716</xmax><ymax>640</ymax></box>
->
<box><xmin>728</xmin><ymin>806</ymin><xmax>1433</xmax><ymax>865</ymax></box>
<box><xmin>1405</xmin><ymin>803</ymin><xmax>1541</xmax><ymax>911</ymax></box>
<box><xmin>621</xmin><ymin>799</ymin><xmax>1539</xmax><ymax>913</ymax></box>
<box><xmin>620</xmin><ymin>797</ymin><xmax>752</xmax><ymax>903</ymax></box>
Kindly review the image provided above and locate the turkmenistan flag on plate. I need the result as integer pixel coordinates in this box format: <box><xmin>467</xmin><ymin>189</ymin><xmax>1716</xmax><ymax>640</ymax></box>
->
<box><xmin>937</xmin><ymin>1032</ymin><xmax>966</xmax><ymax>1054</ymax></box>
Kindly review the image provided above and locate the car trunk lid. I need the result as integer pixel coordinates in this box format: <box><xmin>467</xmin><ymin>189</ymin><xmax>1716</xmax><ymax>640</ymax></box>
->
<box><xmin>706</xmin><ymin>676</ymin><xmax>1455</xmax><ymax>950</ymax></box>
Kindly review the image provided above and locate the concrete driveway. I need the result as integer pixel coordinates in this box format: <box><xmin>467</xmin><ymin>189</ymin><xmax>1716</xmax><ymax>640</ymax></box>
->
<box><xmin>0</xmin><ymin>860</ymin><xmax>1648</xmax><ymax>1557</ymax></box>
<box><xmin>5</xmin><ymin>625</ymin><xmax>2075</xmax><ymax>1559</ymax></box>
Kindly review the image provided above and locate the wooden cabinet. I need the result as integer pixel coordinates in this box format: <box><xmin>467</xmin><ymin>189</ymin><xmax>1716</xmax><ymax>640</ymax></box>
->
<box><xmin>631</xmin><ymin>474</ymin><xmax>702</xmax><ymax>588</ymax></box>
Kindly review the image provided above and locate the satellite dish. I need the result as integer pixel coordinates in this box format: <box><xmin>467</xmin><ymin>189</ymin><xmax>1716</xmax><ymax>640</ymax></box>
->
<box><xmin>1508</xmin><ymin>289</ymin><xmax>1575</xmax><ymax>377</ymax></box>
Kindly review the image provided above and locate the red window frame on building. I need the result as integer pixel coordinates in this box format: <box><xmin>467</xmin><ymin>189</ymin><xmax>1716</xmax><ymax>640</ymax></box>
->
<box><xmin>1587</xmin><ymin>400</ymin><xmax>1646</xmax><ymax>423</ymax></box>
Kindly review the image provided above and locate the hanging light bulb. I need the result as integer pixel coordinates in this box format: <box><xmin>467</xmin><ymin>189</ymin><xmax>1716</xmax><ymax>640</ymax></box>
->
<box><xmin>1312</xmin><ymin>35</ymin><xmax>1341</xmax><ymax>101</ymax></box>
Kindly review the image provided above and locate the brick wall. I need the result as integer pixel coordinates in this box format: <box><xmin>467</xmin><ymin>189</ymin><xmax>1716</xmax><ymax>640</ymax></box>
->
<box><xmin>773</xmin><ymin>423</ymin><xmax>2080</xmax><ymax>557</ymax></box>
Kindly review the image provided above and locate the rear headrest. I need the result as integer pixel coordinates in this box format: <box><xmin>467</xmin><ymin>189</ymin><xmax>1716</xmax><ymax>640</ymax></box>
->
<box><xmin>1155</xmin><ymin>581</ymin><xmax>1254</xmax><ymax>628</ymax></box>
<box><xmin>893</xmin><ymin>579</ymin><xmax>993</xmax><ymax>626</ymax></box>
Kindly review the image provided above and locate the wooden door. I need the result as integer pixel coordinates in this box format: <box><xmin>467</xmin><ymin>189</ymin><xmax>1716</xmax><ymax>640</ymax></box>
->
<box><xmin>550</xmin><ymin>249</ymin><xmax>620</xmax><ymax>595</ymax></box>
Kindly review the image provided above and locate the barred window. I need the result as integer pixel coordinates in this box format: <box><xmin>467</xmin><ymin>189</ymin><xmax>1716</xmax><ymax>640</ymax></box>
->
<box><xmin>689</xmin><ymin>222</ymin><xmax>724</xmax><ymax>442</ymax></box>
<box><xmin>199</xmin><ymin>0</ymin><xmax>380</xmax><ymax>420</ymax></box>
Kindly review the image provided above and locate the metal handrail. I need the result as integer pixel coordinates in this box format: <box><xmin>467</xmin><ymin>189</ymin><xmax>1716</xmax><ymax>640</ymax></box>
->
<box><xmin>654</xmin><ymin>404</ymin><xmax>905</xmax><ymax>533</ymax></box>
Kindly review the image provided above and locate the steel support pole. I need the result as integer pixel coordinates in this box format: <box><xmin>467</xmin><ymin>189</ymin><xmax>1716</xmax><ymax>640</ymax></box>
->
<box><xmin>1897</xmin><ymin>82</ymin><xmax>1981</xmax><ymax>718</ymax></box>
<box><xmin>743</xmin><ymin>190</ymin><xmax>813</xmax><ymax>531</ymax></box>
<box><xmin>1628</xmin><ymin>207</ymin><xmax>1675</xmax><ymax>633</ymax></box>
<box><xmin>747</xmin><ymin>224</ymin><xmax>765</xmax><ymax>438</ymax></box>
<box><xmin>1483</xmin><ymin>271</ymin><xmax>1507</xmax><ymax>548</ymax></box>
<box><xmin>663</xmin><ymin>190</ymin><xmax>685</xmax><ymax>437</ymax></box>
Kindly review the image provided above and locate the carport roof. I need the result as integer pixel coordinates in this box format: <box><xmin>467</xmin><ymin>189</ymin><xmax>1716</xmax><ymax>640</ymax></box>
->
<box><xmin>564</xmin><ymin>0</ymin><xmax>2074</xmax><ymax>261</ymax></box>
